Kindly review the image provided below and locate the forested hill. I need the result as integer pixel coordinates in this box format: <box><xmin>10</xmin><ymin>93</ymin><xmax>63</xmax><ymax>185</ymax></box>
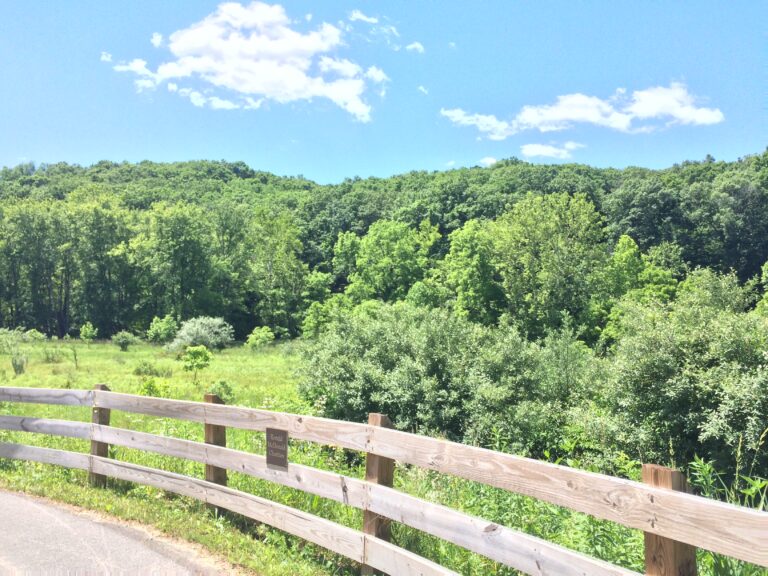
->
<box><xmin>1</xmin><ymin>151</ymin><xmax>767</xmax><ymax>340</ymax></box>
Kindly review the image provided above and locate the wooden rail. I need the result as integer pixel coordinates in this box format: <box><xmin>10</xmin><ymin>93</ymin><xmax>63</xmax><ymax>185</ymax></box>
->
<box><xmin>1</xmin><ymin>386</ymin><xmax>766</xmax><ymax>575</ymax></box>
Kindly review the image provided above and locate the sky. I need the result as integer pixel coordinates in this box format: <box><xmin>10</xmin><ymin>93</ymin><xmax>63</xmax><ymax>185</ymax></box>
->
<box><xmin>1</xmin><ymin>1</ymin><xmax>766</xmax><ymax>183</ymax></box>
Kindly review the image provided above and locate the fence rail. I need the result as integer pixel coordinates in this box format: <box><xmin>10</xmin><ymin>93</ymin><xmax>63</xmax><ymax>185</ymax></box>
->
<box><xmin>1</xmin><ymin>385</ymin><xmax>766</xmax><ymax>575</ymax></box>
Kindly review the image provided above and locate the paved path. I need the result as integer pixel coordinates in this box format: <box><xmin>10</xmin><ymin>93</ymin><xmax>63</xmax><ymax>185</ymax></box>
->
<box><xmin>0</xmin><ymin>490</ymin><xmax>226</xmax><ymax>575</ymax></box>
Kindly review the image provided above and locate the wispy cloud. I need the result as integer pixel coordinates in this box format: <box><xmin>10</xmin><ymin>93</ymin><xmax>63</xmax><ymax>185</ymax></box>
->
<box><xmin>406</xmin><ymin>41</ymin><xmax>424</xmax><ymax>53</ymax></box>
<box><xmin>479</xmin><ymin>157</ymin><xmax>498</xmax><ymax>167</ymax></box>
<box><xmin>442</xmin><ymin>83</ymin><xmax>723</xmax><ymax>139</ymax></box>
<box><xmin>100</xmin><ymin>51</ymin><xmax>112</xmax><ymax>62</ymax></box>
<box><xmin>112</xmin><ymin>2</ymin><xmax>387</xmax><ymax>122</ymax></box>
<box><xmin>150</xmin><ymin>33</ymin><xmax>163</xmax><ymax>48</ymax></box>
<box><xmin>417</xmin><ymin>85</ymin><xmax>428</xmax><ymax>95</ymax></box>
<box><xmin>521</xmin><ymin>141</ymin><xmax>584</xmax><ymax>159</ymax></box>
<box><xmin>349</xmin><ymin>9</ymin><xmax>378</xmax><ymax>24</ymax></box>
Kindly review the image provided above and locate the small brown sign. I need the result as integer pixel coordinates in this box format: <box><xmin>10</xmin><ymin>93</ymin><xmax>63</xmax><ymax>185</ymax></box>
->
<box><xmin>266</xmin><ymin>428</ymin><xmax>288</xmax><ymax>471</ymax></box>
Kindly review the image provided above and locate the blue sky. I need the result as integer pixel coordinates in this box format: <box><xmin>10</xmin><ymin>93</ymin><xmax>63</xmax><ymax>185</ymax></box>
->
<box><xmin>1</xmin><ymin>1</ymin><xmax>765</xmax><ymax>183</ymax></box>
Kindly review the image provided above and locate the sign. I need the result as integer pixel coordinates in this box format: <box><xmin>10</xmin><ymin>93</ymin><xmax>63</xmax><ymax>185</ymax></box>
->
<box><xmin>266</xmin><ymin>428</ymin><xmax>288</xmax><ymax>471</ymax></box>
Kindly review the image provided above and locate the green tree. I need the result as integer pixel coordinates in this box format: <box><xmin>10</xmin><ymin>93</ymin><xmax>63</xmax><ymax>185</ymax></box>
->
<box><xmin>181</xmin><ymin>345</ymin><xmax>213</xmax><ymax>383</ymax></box>
<box><xmin>492</xmin><ymin>193</ymin><xmax>606</xmax><ymax>337</ymax></box>
<box><xmin>346</xmin><ymin>220</ymin><xmax>439</xmax><ymax>302</ymax></box>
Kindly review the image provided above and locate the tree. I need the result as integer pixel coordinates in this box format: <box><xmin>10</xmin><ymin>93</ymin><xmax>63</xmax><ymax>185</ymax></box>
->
<box><xmin>440</xmin><ymin>219</ymin><xmax>505</xmax><ymax>324</ymax></box>
<box><xmin>181</xmin><ymin>345</ymin><xmax>213</xmax><ymax>383</ymax></box>
<box><xmin>492</xmin><ymin>193</ymin><xmax>606</xmax><ymax>337</ymax></box>
<box><xmin>79</xmin><ymin>321</ymin><xmax>98</xmax><ymax>343</ymax></box>
<box><xmin>346</xmin><ymin>220</ymin><xmax>439</xmax><ymax>302</ymax></box>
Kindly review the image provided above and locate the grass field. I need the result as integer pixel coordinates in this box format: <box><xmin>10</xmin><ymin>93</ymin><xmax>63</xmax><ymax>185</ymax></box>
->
<box><xmin>1</xmin><ymin>339</ymin><xmax>760</xmax><ymax>575</ymax></box>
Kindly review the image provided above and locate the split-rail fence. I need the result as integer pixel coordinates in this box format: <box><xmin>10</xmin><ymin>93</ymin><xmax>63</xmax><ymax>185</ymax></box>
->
<box><xmin>0</xmin><ymin>385</ymin><xmax>766</xmax><ymax>575</ymax></box>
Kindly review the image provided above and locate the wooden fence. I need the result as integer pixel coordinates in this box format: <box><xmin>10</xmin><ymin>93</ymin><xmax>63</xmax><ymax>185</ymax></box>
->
<box><xmin>0</xmin><ymin>385</ymin><xmax>766</xmax><ymax>575</ymax></box>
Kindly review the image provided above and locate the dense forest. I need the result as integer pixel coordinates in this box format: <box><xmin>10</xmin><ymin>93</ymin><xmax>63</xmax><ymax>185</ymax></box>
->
<box><xmin>2</xmin><ymin>151</ymin><xmax>768</xmax><ymax>477</ymax></box>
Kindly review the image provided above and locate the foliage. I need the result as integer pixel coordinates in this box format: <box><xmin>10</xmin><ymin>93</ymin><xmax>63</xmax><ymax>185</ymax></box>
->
<box><xmin>207</xmin><ymin>380</ymin><xmax>236</xmax><ymax>405</ymax></box>
<box><xmin>79</xmin><ymin>321</ymin><xmax>98</xmax><ymax>343</ymax></box>
<box><xmin>181</xmin><ymin>345</ymin><xmax>213</xmax><ymax>383</ymax></box>
<box><xmin>11</xmin><ymin>353</ymin><xmax>26</xmax><ymax>376</ymax></box>
<box><xmin>112</xmin><ymin>330</ymin><xmax>139</xmax><ymax>352</ymax></box>
<box><xmin>168</xmin><ymin>316</ymin><xmax>234</xmax><ymax>352</ymax></box>
<box><xmin>133</xmin><ymin>360</ymin><xmax>172</xmax><ymax>378</ymax></box>
<box><xmin>246</xmin><ymin>326</ymin><xmax>275</xmax><ymax>350</ymax></box>
<box><xmin>146</xmin><ymin>314</ymin><xmax>178</xmax><ymax>344</ymax></box>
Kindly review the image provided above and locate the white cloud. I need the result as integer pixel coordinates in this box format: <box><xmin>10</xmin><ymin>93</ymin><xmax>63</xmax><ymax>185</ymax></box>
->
<box><xmin>305</xmin><ymin>13</ymin><xmax>312</xmax><ymax>22</ymax></box>
<box><xmin>521</xmin><ymin>141</ymin><xmax>585</xmax><ymax>159</ymax></box>
<box><xmin>114</xmin><ymin>2</ymin><xmax>385</xmax><ymax>122</ymax></box>
<box><xmin>446</xmin><ymin>160</ymin><xmax>455</xmax><ymax>167</ymax></box>
<box><xmin>442</xmin><ymin>83</ymin><xmax>724</xmax><ymax>140</ymax></box>
<box><xmin>209</xmin><ymin>96</ymin><xmax>240</xmax><ymax>110</ymax></box>
<box><xmin>440</xmin><ymin>108</ymin><xmax>516</xmax><ymax>141</ymax></box>
<box><xmin>624</xmin><ymin>82</ymin><xmax>724</xmax><ymax>126</ymax></box>
<box><xmin>150</xmin><ymin>32</ymin><xmax>163</xmax><ymax>48</ymax></box>
<box><xmin>134</xmin><ymin>78</ymin><xmax>156</xmax><ymax>92</ymax></box>
<box><xmin>244</xmin><ymin>97</ymin><xmax>263</xmax><ymax>109</ymax></box>
<box><xmin>365</xmin><ymin>66</ymin><xmax>388</xmax><ymax>83</ymax></box>
<box><xmin>167</xmin><ymin>82</ymin><xmax>178</xmax><ymax>92</ymax></box>
<box><xmin>319</xmin><ymin>56</ymin><xmax>362</xmax><ymax>78</ymax></box>
<box><xmin>100</xmin><ymin>51</ymin><xmax>112</xmax><ymax>62</ymax></box>
<box><xmin>406</xmin><ymin>41</ymin><xmax>425</xmax><ymax>53</ymax></box>
<box><xmin>479</xmin><ymin>157</ymin><xmax>498</xmax><ymax>167</ymax></box>
<box><xmin>417</xmin><ymin>85</ymin><xmax>428</xmax><ymax>95</ymax></box>
<box><xmin>349</xmin><ymin>9</ymin><xmax>377</xmax><ymax>24</ymax></box>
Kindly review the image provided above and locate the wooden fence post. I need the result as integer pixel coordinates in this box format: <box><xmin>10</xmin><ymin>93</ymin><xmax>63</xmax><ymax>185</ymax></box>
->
<box><xmin>204</xmin><ymin>393</ymin><xmax>227</xmax><ymax>512</ymax></box>
<box><xmin>642</xmin><ymin>464</ymin><xmax>697</xmax><ymax>576</ymax></box>
<box><xmin>362</xmin><ymin>413</ymin><xmax>395</xmax><ymax>576</ymax></box>
<box><xmin>89</xmin><ymin>384</ymin><xmax>110</xmax><ymax>488</ymax></box>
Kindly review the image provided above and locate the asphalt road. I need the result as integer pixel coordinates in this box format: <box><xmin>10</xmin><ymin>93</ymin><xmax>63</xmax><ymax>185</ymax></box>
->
<box><xmin>0</xmin><ymin>490</ymin><xmax>223</xmax><ymax>575</ymax></box>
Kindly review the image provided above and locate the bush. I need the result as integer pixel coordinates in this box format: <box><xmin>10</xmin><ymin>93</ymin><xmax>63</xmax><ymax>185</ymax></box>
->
<box><xmin>23</xmin><ymin>329</ymin><xmax>46</xmax><ymax>342</ymax></box>
<box><xmin>207</xmin><ymin>380</ymin><xmax>235</xmax><ymax>405</ymax></box>
<box><xmin>181</xmin><ymin>345</ymin><xmax>212</xmax><ymax>383</ymax></box>
<box><xmin>133</xmin><ymin>360</ymin><xmax>172</xmax><ymax>378</ymax></box>
<box><xmin>138</xmin><ymin>377</ymin><xmax>170</xmax><ymax>398</ymax></box>
<box><xmin>79</xmin><ymin>322</ymin><xmax>98</xmax><ymax>343</ymax></box>
<box><xmin>42</xmin><ymin>346</ymin><xmax>63</xmax><ymax>364</ymax></box>
<box><xmin>11</xmin><ymin>353</ymin><xmax>26</xmax><ymax>376</ymax></box>
<box><xmin>112</xmin><ymin>330</ymin><xmax>139</xmax><ymax>352</ymax></box>
<box><xmin>146</xmin><ymin>314</ymin><xmax>178</xmax><ymax>344</ymax></box>
<box><xmin>245</xmin><ymin>326</ymin><xmax>274</xmax><ymax>350</ymax></box>
<box><xmin>167</xmin><ymin>317</ymin><xmax>234</xmax><ymax>352</ymax></box>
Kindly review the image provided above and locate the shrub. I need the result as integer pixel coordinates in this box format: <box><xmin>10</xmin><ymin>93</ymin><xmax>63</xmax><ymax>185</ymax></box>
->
<box><xmin>23</xmin><ymin>329</ymin><xmax>46</xmax><ymax>342</ymax></box>
<box><xmin>11</xmin><ymin>353</ymin><xmax>27</xmax><ymax>376</ymax></box>
<box><xmin>146</xmin><ymin>314</ymin><xmax>178</xmax><ymax>344</ymax></box>
<box><xmin>79</xmin><ymin>322</ymin><xmax>98</xmax><ymax>343</ymax></box>
<box><xmin>207</xmin><ymin>380</ymin><xmax>235</xmax><ymax>405</ymax></box>
<box><xmin>133</xmin><ymin>360</ymin><xmax>172</xmax><ymax>378</ymax></box>
<box><xmin>138</xmin><ymin>377</ymin><xmax>170</xmax><ymax>398</ymax></box>
<box><xmin>42</xmin><ymin>346</ymin><xmax>63</xmax><ymax>364</ymax></box>
<box><xmin>246</xmin><ymin>326</ymin><xmax>274</xmax><ymax>350</ymax></box>
<box><xmin>181</xmin><ymin>345</ymin><xmax>212</xmax><ymax>383</ymax></box>
<box><xmin>168</xmin><ymin>317</ymin><xmax>234</xmax><ymax>352</ymax></box>
<box><xmin>112</xmin><ymin>330</ymin><xmax>139</xmax><ymax>352</ymax></box>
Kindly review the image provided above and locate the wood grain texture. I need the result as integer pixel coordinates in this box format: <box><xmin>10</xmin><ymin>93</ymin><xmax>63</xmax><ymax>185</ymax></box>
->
<box><xmin>0</xmin><ymin>442</ymin><xmax>90</xmax><ymax>470</ymax></box>
<box><xmin>5</xmin><ymin>388</ymin><xmax>768</xmax><ymax>567</ymax></box>
<box><xmin>89</xmin><ymin>384</ymin><xmax>111</xmax><ymax>488</ymax></box>
<box><xmin>0</xmin><ymin>386</ymin><xmax>92</xmax><ymax>406</ymax></box>
<box><xmin>90</xmin><ymin>424</ymin><xmax>640</xmax><ymax>575</ymax></box>
<box><xmin>89</xmin><ymin>457</ymin><xmax>453</xmax><ymax>575</ymax></box>
<box><xmin>363</xmin><ymin>413</ymin><xmax>395</xmax><ymax>576</ymax></box>
<box><xmin>0</xmin><ymin>415</ymin><xmax>90</xmax><ymax>439</ymax></box>
<box><xmin>203</xmin><ymin>393</ymin><xmax>227</xmax><ymax>488</ymax></box>
<box><xmin>368</xmin><ymin>426</ymin><xmax>768</xmax><ymax>567</ymax></box>
<box><xmin>642</xmin><ymin>465</ymin><xmax>697</xmax><ymax>576</ymax></box>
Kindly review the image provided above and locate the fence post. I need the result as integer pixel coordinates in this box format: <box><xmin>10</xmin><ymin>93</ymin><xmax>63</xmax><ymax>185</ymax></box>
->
<box><xmin>642</xmin><ymin>464</ymin><xmax>697</xmax><ymax>576</ymax></box>
<box><xmin>204</xmin><ymin>393</ymin><xmax>227</xmax><ymax>510</ymax></box>
<box><xmin>89</xmin><ymin>384</ymin><xmax>110</xmax><ymax>488</ymax></box>
<box><xmin>362</xmin><ymin>413</ymin><xmax>395</xmax><ymax>576</ymax></box>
